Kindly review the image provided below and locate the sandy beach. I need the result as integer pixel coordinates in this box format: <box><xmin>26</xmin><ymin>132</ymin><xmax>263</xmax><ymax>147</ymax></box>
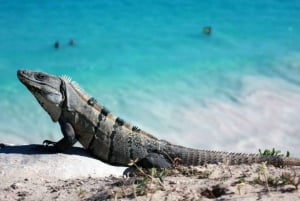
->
<box><xmin>1</xmin><ymin>143</ymin><xmax>300</xmax><ymax>201</ymax></box>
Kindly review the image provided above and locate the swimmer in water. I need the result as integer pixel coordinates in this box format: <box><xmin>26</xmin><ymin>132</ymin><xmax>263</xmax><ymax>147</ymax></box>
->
<box><xmin>69</xmin><ymin>39</ymin><xmax>75</xmax><ymax>46</ymax></box>
<box><xmin>54</xmin><ymin>41</ymin><xmax>60</xmax><ymax>49</ymax></box>
<box><xmin>203</xmin><ymin>26</ymin><xmax>212</xmax><ymax>35</ymax></box>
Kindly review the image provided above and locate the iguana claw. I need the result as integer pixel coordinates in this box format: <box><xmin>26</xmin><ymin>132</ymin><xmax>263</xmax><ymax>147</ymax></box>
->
<box><xmin>43</xmin><ymin>140</ymin><xmax>55</xmax><ymax>146</ymax></box>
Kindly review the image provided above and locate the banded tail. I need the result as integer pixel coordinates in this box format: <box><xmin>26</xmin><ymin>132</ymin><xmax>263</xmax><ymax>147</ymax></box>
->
<box><xmin>165</xmin><ymin>144</ymin><xmax>300</xmax><ymax>167</ymax></box>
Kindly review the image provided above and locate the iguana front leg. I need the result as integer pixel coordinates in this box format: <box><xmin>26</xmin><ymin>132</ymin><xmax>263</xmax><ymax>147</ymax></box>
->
<box><xmin>43</xmin><ymin>120</ymin><xmax>77</xmax><ymax>152</ymax></box>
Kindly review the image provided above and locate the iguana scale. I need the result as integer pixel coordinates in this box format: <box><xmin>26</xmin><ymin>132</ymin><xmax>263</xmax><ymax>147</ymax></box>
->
<box><xmin>17</xmin><ymin>69</ymin><xmax>300</xmax><ymax>168</ymax></box>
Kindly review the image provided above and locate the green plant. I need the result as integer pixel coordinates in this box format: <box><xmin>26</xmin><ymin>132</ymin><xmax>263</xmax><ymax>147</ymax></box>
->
<box><xmin>257</xmin><ymin>162</ymin><xmax>270</xmax><ymax>192</ymax></box>
<box><xmin>258</xmin><ymin>148</ymin><xmax>290</xmax><ymax>157</ymax></box>
<box><xmin>127</xmin><ymin>159</ymin><xmax>167</xmax><ymax>197</ymax></box>
<box><xmin>238</xmin><ymin>177</ymin><xmax>246</xmax><ymax>184</ymax></box>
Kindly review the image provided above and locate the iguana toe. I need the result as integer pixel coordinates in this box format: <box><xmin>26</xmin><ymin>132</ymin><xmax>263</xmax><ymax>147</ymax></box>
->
<box><xmin>43</xmin><ymin>140</ymin><xmax>55</xmax><ymax>146</ymax></box>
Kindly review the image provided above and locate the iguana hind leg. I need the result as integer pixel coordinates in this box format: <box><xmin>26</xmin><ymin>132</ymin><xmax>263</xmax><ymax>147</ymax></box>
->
<box><xmin>137</xmin><ymin>153</ymin><xmax>172</xmax><ymax>169</ymax></box>
<box><xmin>122</xmin><ymin>153</ymin><xmax>171</xmax><ymax>176</ymax></box>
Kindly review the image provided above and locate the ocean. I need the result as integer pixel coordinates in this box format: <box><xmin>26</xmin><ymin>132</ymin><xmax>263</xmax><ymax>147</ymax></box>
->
<box><xmin>1</xmin><ymin>0</ymin><xmax>300</xmax><ymax>156</ymax></box>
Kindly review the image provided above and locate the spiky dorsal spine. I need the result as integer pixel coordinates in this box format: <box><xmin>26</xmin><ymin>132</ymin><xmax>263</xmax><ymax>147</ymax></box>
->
<box><xmin>60</xmin><ymin>75</ymin><xmax>90</xmax><ymax>100</ymax></box>
<box><xmin>60</xmin><ymin>75</ymin><xmax>72</xmax><ymax>83</ymax></box>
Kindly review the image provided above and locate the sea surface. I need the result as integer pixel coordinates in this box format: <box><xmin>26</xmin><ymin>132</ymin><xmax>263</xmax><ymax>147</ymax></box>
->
<box><xmin>1</xmin><ymin>0</ymin><xmax>300</xmax><ymax>156</ymax></box>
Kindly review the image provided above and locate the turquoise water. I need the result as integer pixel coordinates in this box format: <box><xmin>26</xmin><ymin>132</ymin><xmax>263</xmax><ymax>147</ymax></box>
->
<box><xmin>1</xmin><ymin>0</ymin><xmax>300</xmax><ymax>156</ymax></box>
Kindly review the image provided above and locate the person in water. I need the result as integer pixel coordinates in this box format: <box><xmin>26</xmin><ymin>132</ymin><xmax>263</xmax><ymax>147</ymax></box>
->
<box><xmin>203</xmin><ymin>26</ymin><xmax>212</xmax><ymax>35</ymax></box>
<box><xmin>69</xmin><ymin>39</ymin><xmax>75</xmax><ymax>46</ymax></box>
<box><xmin>54</xmin><ymin>41</ymin><xmax>60</xmax><ymax>49</ymax></box>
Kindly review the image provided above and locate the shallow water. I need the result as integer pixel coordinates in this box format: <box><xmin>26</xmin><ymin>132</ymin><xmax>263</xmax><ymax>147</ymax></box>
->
<box><xmin>1</xmin><ymin>0</ymin><xmax>300</xmax><ymax>156</ymax></box>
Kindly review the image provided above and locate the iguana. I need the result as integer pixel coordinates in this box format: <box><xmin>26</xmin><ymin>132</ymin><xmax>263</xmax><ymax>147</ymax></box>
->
<box><xmin>17</xmin><ymin>69</ymin><xmax>300</xmax><ymax>168</ymax></box>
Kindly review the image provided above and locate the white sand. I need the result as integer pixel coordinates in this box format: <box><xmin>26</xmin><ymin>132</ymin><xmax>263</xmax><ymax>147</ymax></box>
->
<box><xmin>0</xmin><ymin>144</ymin><xmax>125</xmax><ymax>183</ymax></box>
<box><xmin>1</xmin><ymin>144</ymin><xmax>300</xmax><ymax>201</ymax></box>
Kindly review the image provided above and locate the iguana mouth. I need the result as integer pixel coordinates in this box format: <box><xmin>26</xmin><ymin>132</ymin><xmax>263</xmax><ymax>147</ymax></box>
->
<box><xmin>17</xmin><ymin>70</ymin><xmax>45</xmax><ymax>94</ymax></box>
<box><xmin>18</xmin><ymin>70</ymin><xmax>39</xmax><ymax>86</ymax></box>
<box><xmin>17</xmin><ymin>70</ymin><xmax>30</xmax><ymax>84</ymax></box>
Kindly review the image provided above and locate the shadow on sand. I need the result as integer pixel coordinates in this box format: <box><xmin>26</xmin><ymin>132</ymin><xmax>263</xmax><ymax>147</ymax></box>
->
<box><xmin>0</xmin><ymin>143</ymin><xmax>94</xmax><ymax>158</ymax></box>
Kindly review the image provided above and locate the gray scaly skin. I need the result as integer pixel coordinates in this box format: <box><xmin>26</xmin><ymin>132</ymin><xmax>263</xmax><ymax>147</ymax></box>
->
<box><xmin>17</xmin><ymin>69</ymin><xmax>300</xmax><ymax>168</ymax></box>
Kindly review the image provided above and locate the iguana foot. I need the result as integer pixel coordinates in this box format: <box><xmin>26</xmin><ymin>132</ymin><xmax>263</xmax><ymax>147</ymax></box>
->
<box><xmin>32</xmin><ymin>144</ymin><xmax>57</xmax><ymax>153</ymax></box>
<box><xmin>43</xmin><ymin>140</ymin><xmax>56</xmax><ymax>146</ymax></box>
<box><xmin>123</xmin><ymin>166</ymin><xmax>137</xmax><ymax>177</ymax></box>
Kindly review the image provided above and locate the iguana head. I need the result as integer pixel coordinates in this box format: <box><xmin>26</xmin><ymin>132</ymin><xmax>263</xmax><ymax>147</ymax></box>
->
<box><xmin>17</xmin><ymin>69</ymin><xmax>65</xmax><ymax>122</ymax></box>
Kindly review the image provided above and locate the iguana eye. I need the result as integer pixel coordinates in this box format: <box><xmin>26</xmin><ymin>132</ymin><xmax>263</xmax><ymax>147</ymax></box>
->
<box><xmin>35</xmin><ymin>73</ymin><xmax>46</xmax><ymax>81</ymax></box>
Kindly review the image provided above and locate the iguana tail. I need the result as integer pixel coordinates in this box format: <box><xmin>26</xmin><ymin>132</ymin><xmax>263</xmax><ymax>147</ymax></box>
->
<box><xmin>165</xmin><ymin>144</ymin><xmax>300</xmax><ymax>167</ymax></box>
